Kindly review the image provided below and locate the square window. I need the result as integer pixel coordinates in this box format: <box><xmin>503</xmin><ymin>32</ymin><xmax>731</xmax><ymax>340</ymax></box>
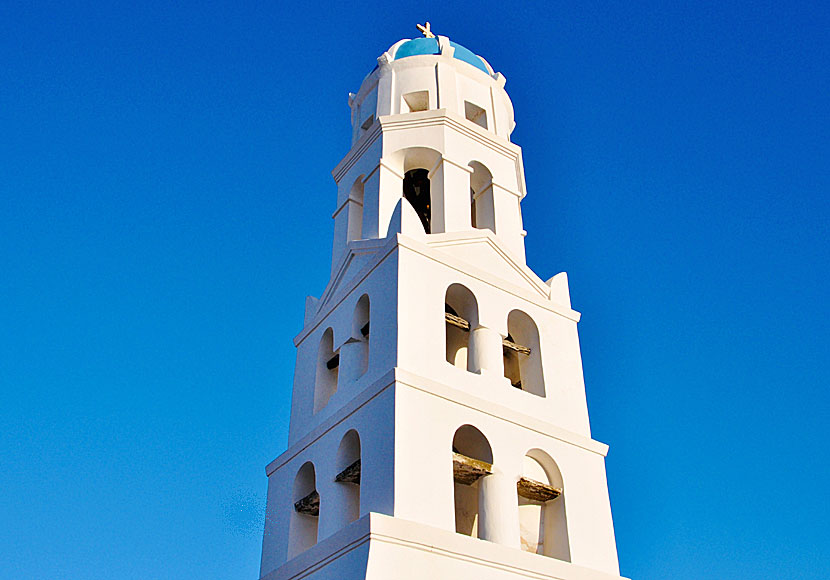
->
<box><xmin>402</xmin><ymin>91</ymin><xmax>429</xmax><ymax>113</ymax></box>
<box><xmin>464</xmin><ymin>101</ymin><xmax>487</xmax><ymax>129</ymax></box>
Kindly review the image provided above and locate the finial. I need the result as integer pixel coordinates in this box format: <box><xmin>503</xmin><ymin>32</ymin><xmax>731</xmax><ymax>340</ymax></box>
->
<box><xmin>416</xmin><ymin>22</ymin><xmax>435</xmax><ymax>38</ymax></box>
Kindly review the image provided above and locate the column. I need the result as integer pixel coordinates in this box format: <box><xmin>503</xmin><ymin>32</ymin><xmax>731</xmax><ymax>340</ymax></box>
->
<box><xmin>429</xmin><ymin>158</ymin><xmax>473</xmax><ymax>233</ymax></box>
<box><xmin>338</xmin><ymin>337</ymin><xmax>366</xmax><ymax>387</ymax></box>
<box><xmin>478</xmin><ymin>472</ymin><xmax>521</xmax><ymax>548</ymax></box>
<box><xmin>469</xmin><ymin>325</ymin><xmax>503</xmax><ymax>378</ymax></box>
<box><xmin>362</xmin><ymin>161</ymin><xmax>404</xmax><ymax>239</ymax></box>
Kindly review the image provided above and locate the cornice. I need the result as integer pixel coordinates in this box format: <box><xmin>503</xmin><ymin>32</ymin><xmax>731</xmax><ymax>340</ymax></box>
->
<box><xmin>265</xmin><ymin>366</ymin><xmax>608</xmax><ymax>477</ymax></box>
<box><xmin>332</xmin><ymin>120</ymin><xmax>383</xmax><ymax>183</ymax></box>
<box><xmin>295</xmin><ymin>232</ymin><xmax>580</xmax><ymax>350</ymax></box>
<box><xmin>331</xmin><ymin>110</ymin><xmax>526</xmax><ymax>194</ymax></box>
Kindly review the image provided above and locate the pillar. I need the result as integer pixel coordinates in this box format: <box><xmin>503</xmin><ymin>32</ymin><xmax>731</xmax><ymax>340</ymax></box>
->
<box><xmin>478</xmin><ymin>472</ymin><xmax>521</xmax><ymax>548</ymax></box>
<box><xmin>362</xmin><ymin>161</ymin><xmax>404</xmax><ymax>239</ymax></box>
<box><xmin>429</xmin><ymin>158</ymin><xmax>473</xmax><ymax>233</ymax></box>
<box><xmin>338</xmin><ymin>337</ymin><xmax>366</xmax><ymax>386</ymax></box>
<box><xmin>469</xmin><ymin>325</ymin><xmax>503</xmax><ymax>378</ymax></box>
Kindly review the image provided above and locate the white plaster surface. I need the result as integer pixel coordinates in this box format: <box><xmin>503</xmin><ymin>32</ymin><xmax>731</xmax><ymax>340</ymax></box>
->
<box><xmin>260</xmin><ymin>35</ymin><xmax>626</xmax><ymax>580</ymax></box>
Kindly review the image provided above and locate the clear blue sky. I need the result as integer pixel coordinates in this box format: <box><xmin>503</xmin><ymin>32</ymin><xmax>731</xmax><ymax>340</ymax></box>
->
<box><xmin>1</xmin><ymin>2</ymin><xmax>828</xmax><ymax>579</ymax></box>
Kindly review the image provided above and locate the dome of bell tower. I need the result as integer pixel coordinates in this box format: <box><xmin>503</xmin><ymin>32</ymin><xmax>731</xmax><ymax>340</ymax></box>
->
<box><xmin>349</xmin><ymin>26</ymin><xmax>515</xmax><ymax>144</ymax></box>
<box><xmin>390</xmin><ymin>37</ymin><xmax>492</xmax><ymax>75</ymax></box>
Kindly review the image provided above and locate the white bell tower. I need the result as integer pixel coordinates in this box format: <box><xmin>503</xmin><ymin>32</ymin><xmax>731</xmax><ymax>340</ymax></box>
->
<box><xmin>260</xmin><ymin>25</ymin><xmax>628</xmax><ymax>580</ymax></box>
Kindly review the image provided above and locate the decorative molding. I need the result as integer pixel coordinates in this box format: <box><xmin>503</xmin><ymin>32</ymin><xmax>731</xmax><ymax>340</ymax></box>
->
<box><xmin>299</xmin><ymin>232</ymin><xmax>579</xmax><ymax>350</ymax></box>
<box><xmin>427</xmin><ymin>155</ymin><xmax>476</xmax><ymax>180</ymax></box>
<box><xmin>261</xmin><ymin>513</ymin><xmax>629</xmax><ymax>580</ymax></box>
<box><xmin>332</xmin><ymin>122</ymin><xmax>383</xmax><ymax>183</ymax></box>
<box><xmin>265</xmin><ymin>366</ymin><xmax>609</xmax><ymax>478</ymax></box>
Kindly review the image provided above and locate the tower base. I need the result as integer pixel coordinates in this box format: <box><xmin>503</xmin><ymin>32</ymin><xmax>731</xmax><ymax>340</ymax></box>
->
<box><xmin>261</xmin><ymin>513</ymin><xmax>628</xmax><ymax>580</ymax></box>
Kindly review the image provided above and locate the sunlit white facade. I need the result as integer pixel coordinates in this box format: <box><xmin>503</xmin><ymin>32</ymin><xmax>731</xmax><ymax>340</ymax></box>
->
<box><xmin>259</xmin><ymin>30</ymin><xmax>627</xmax><ymax>580</ymax></box>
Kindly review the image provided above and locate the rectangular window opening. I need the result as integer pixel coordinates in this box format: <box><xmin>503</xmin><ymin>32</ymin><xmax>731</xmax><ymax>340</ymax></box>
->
<box><xmin>464</xmin><ymin>101</ymin><xmax>487</xmax><ymax>129</ymax></box>
<box><xmin>403</xmin><ymin>90</ymin><xmax>429</xmax><ymax>113</ymax></box>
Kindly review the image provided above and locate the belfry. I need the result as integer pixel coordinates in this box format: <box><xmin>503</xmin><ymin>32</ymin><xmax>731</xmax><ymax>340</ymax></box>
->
<box><xmin>260</xmin><ymin>26</ymin><xmax>627</xmax><ymax>580</ymax></box>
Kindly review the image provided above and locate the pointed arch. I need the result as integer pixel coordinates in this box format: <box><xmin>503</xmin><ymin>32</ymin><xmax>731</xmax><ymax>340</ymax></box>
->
<box><xmin>451</xmin><ymin>425</ymin><xmax>493</xmax><ymax>539</ymax></box>
<box><xmin>444</xmin><ymin>284</ymin><xmax>479</xmax><ymax>372</ymax></box>
<box><xmin>313</xmin><ymin>328</ymin><xmax>338</xmax><ymax>413</ymax></box>
<box><xmin>504</xmin><ymin>309</ymin><xmax>544</xmax><ymax>397</ymax></box>
<box><xmin>288</xmin><ymin>461</ymin><xmax>319</xmax><ymax>558</ymax></box>
<box><xmin>518</xmin><ymin>449</ymin><xmax>570</xmax><ymax>561</ymax></box>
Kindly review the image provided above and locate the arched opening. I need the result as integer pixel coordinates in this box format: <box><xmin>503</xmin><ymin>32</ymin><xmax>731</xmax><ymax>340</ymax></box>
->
<box><xmin>503</xmin><ymin>310</ymin><xmax>544</xmax><ymax>397</ymax></box>
<box><xmin>347</xmin><ymin>177</ymin><xmax>365</xmax><ymax>241</ymax></box>
<box><xmin>403</xmin><ymin>168</ymin><xmax>431</xmax><ymax>233</ymax></box>
<box><xmin>444</xmin><ymin>284</ymin><xmax>478</xmax><ymax>372</ymax></box>
<box><xmin>288</xmin><ymin>461</ymin><xmax>319</xmax><ymax>558</ymax></box>
<box><xmin>452</xmin><ymin>425</ymin><xmax>493</xmax><ymax>538</ymax></box>
<box><xmin>334</xmin><ymin>430</ymin><xmax>361</xmax><ymax>525</ymax></box>
<box><xmin>351</xmin><ymin>295</ymin><xmax>370</xmax><ymax>378</ymax></box>
<box><xmin>469</xmin><ymin>162</ymin><xmax>495</xmax><ymax>232</ymax></box>
<box><xmin>313</xmin><ymin>328</ymin><xmax>339</xmax><ymax>413</ymax></box>
<box><xmin>517</xmin><ymin>450</ymin><xmax>570</xmax><ymax>561</ymax></box>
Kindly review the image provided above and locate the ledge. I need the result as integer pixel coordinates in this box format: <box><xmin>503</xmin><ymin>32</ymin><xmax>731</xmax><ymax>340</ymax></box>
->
<box><xmin>265</xmin><ymin>367</ymin><xmax>609</xmax><ymax>478</ymax></box>
<box><xmin>452</xmin><ymin>452</ymin><xmax>492</xmax><ymax>484</ymax></box>
<box><xmin>335</xmin><ymin>459</ymin><xmax>361</xmax><ymax>484</ymax></box>
<box><xmin>293</xmin><ymin>490</ymin><xmax>320</xmax><ymax>516</ymax></box>
<box><xmin>517</xmin><ymin>476</ymin><xmax>561</xmax><ymax>502</ymax></box>
<box><xmin>260</xmin><ymin>512</ymin><xmax>628</xmax><ymax>580</ymax></box>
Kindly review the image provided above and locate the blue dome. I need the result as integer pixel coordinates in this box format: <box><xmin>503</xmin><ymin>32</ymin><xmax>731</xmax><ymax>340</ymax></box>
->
<box><xmin>394</xmin><ymin>38</ymin><xmax>490</xmax><ymax>75</ymax></box>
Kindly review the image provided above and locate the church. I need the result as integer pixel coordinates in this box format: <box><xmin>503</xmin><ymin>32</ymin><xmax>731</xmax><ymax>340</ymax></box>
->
<box><xmin>259</xmin><ymin>25</ymin><xmax>628</xmax><ymax>580</ymax></box>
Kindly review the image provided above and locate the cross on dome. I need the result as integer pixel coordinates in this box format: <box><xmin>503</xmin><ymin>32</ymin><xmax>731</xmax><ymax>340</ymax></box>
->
<box><xmin>416</xmin><ymin>22</ymin><xmax>435</xmax><ymax>38</ymax></box>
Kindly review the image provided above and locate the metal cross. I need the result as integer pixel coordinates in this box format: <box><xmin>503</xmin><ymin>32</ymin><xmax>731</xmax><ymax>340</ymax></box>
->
<box><xmin>417</xmin><ymin>22</ymin><xmax>435</xmax><ymax>38</ymax></box>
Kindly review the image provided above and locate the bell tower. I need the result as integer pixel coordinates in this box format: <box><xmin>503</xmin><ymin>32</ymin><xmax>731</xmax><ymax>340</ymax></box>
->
<box><xmin>260</xmin><ymin>25</ymin><xmax>628</xmax><ymax>580</ymax></box>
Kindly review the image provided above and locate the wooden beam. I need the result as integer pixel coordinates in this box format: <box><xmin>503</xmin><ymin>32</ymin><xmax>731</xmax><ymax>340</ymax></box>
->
<box><xmin>503</xmin><ymin>338</ymin><xmax>531</xmax><ymax>355</ymax></box>
<box><xmin>293</xmin><ymin>490</ymin><xmax>320</xmax><ymax>516</ymax></box>
<box><xmin>334</xmin><ymin>459</ymin><xmax>361</xmax><ymax>484</ymax></box>
<box><xmin>445</xmin><ymin>312</ymin><xmax>470</xmax><ymax>331</ymax></box>
<box><xmin>517</xmin><ymin>477</ymin><xmax>561</xmax><ymax>502</ymax></box>
<box><xmin>452</xmin><ymin>452</ymin><xmax>492</xmax><ymax>485</ymax></box>
<box><xmin>326</xmin><ymin>353</ymin><xmax>340</xmax><ymax>370</ymax></box>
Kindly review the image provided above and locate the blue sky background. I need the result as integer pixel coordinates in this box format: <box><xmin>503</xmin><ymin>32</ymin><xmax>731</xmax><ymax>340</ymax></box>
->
<box><xmin>1</xmin><ymin>2</ymin><xmax>828</xmax><ymax>578</ymax></box>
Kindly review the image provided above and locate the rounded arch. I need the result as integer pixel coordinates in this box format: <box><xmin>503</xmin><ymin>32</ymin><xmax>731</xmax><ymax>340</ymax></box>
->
<box><xmin>445</xmin><ymin>283</ymin><xmax>479</xmax><ymax>372</ymax></box>
<box><xmin>386</xmin><ymin>147</ymin><xmax>443</xmax><ymax>235</ymax></box>
<box><xmin>337</xmin><ymin>429</ymin><xmax>362</xmax><ymax>473</ymax></box>
<box><xmin>468</xmin><ymin>161</ymin><xmax>495</xmax><ymax>231</ymax></box>
<box><xmin>524</xmin><ymin>449</ymin><xmax>564</xmax><ymax>488</ymax></box>
<box><xmin>451</xmin><ymin>424</ymin><xmax>493</xmax><ymax>539</ymax></box>
<box><xmin>452</xmin><ymin>424</ymin><xmax>493</xmax><ymax>464</ymax></box>
<box><xmin>347</xmin><ymin>175</ymin><xmax>365</xmax><ymax>241</ymax></box>
<box><xmin>351</xmin><ymin>294</ymin><xmax>370</xmax><ymax>378</ymax></box>
<box><xmin>334</xmin><ymin>430</ymin><xmax>361</xmax><ymax>525</ymax></box>
<box><xmin>313</xmin><ymin>328</ymin><xmax>338</xmax><ymax>413</ymax></box>
<box><xmin>504</xmin><ymin>309</ymin><xmax>544</xmax><ymax>397</ymax></box>
<box><xmin>288</xmin><ymin>461</ymin><xmax>319</xmax><ymax>558</ymax></box>
<box><xmin>518</xmin><ymin>449</ymin><xmax>570</xmax><ymax>561</ymax></box>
